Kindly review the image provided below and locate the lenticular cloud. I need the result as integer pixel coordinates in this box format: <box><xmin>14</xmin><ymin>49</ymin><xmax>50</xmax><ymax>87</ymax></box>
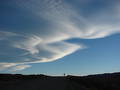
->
<box><xmin>0</xmin><ymin>0</ymin><xmax>120</xmax><ymax>71</ymax></box>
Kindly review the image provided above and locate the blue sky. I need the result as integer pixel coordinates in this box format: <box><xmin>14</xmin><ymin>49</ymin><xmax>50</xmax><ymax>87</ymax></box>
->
<box><xmin>0</xmin><ymin>0</ymin><xmax>120</xmax><ymax>75</ymax></box>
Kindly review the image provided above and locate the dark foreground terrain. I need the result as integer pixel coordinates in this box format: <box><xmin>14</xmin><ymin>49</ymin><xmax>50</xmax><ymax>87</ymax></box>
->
<box><xmin>0</xmin><ymin>72</ymin><xmax>120</xmax><ymax>90</ymax></box>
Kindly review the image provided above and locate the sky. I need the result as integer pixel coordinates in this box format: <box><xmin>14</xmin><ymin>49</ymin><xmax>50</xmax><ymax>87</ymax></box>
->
<box><xmin>0</xmin><ymin>0</ymin><xmax>120</xmax><ymax>75</ymax></box>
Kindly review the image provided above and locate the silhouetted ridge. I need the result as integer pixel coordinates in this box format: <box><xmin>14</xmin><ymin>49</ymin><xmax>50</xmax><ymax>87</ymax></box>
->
<box><xmin>0</xmin><ymin>72</ymin><xmax>120</xmax><ymax>90</ymax></box>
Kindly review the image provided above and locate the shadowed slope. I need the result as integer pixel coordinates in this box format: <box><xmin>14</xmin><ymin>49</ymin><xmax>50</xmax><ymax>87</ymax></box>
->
<box><xmin>0</xmin><ymin>72</ymin><xmax>120</xmax><ymax>90</ymax></box>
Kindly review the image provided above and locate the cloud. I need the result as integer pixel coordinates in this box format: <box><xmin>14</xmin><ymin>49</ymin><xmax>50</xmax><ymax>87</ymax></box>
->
<box><xmin>13</xmin><ymin>35</ymin><xmax>42</xmax><ymax>54</ymax></box>
<box><xmin>0</xmin><ymin>63</ymin><xmax>30</xmax><ymax>71</ymax></box>
<box><xmin>9</xmin><ymin>65</ymin><xmax>31</xmax><ymax>72</ymax></box>
<box><xmin>0</xmin><ymin>31</ymin><xmax>17</xmax><ymax>40</ymax></box>
<box><xmin>0</xmin><ymin>0</ymin><xmax>120</xmax><ymax>71</ymax></box>
<box><xmin>0</xmin><ymin>63</ymin><xmax>17</xmax><ymax>71</ymax></box>
<box><xmin>32</xmin><ymin>41</ymin><xmax>83</xmax><ymax>63</ymax></box>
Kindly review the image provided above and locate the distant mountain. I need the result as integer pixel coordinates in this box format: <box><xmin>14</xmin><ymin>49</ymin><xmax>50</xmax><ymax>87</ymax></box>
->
<box><xmin>0</xmin><ymin>72</ymin><xmax>120</xmax><ymax>90</ymax></box>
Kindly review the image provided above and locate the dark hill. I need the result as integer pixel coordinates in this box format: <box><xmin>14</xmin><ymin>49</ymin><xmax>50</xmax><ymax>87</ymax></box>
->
<box><xmin>0</xmin><ymin>72</ymin><xmax>120</xmax><ymax>90</ymax></box>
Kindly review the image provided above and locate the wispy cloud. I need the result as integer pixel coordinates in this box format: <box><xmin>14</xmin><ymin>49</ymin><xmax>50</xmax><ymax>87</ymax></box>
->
<box><xmin>0</xmin><ymin>63</ymin><xmax>16</xmax><ymax>71</ymax></box>
<box><xmin>9</xmin><ymin>65</ymin><xmax>31</xmax><ymax>72</ymax></box>
<box><xmin>0</xmin><ymin>0</ymin><xmax>120</xmax><ymax>71</ymax></box>
<box><xmin>0</xmin><ymin>31</ymin><xmax>17</xmax><ymax>40</ymax></box>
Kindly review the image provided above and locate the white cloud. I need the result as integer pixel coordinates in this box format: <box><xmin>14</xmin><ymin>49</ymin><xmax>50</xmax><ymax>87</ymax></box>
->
<box><xmin>13</xmin><ymin>35</ymin><xmax>42</xmax><ymax>54</ymax></box>
<box><xmin>0</xmin><ymin>62</ymin><xmax>31</xmax><ymax>71</ymax></box>
<box><xmin>32</xmin><ymin>42</ymin><xmax>84</xmax><ymax>63</ymax></box>
<box><xmin>0</xmin><ymin>63</ymin><xmax>17</xmax><ymax>71</ymax></box>
<box><xmin>9</xmin><ymin>65</ymin><xmax>31</xmax><ymax>72</ymax></box>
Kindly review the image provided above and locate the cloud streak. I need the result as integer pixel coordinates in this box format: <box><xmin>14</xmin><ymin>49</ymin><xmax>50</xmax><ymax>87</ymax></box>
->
<box><xmin>9</xmin><ymin>65</ymin><xmax>31</xmax><ymax>72</ymax></box>
<box><xmin>0</xmin><ymin>0</ymin><xmax>120</xmax><ymax>71</ymax></box>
